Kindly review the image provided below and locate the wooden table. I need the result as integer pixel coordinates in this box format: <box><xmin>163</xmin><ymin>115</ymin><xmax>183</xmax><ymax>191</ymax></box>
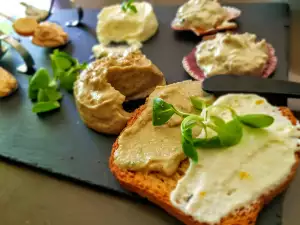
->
<box><xmin>1</xmin><ymin>1</ymin><xmax>300</xmax><ymax>225</ymax></box>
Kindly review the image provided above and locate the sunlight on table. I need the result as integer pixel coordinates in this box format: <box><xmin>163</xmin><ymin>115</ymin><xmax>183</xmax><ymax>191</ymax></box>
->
<box><xmin>0</xmin><ymin>0</ymin><xmax>51</xmax><ymax>18</ymax></box>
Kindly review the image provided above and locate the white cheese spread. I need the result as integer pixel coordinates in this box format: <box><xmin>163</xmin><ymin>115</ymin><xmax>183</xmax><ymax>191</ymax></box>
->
<box><xmin>195</xmin><ymin>33</ymin><xmax>269</xmax><ymax>77</ymax></box>
<box><xmin>173</xmin><ymin>0</ymin><xmax>234</xmax><ymax>30</ymax></box>
<box><xmin>170</xmin><ymin>94</ymin><xmax>300</xmax><ymax>224</ymax></box>
<box><xmin>96</xmin><ymin>2</ymin><xmax>158</xmax><ymax>46</ymax></box>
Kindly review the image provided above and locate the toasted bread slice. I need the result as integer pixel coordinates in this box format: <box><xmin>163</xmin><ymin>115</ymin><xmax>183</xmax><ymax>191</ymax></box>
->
<box><xmin>110</xmin><ymin>104</ymin><xmax>300</xmax><ymax>225</ymax></box>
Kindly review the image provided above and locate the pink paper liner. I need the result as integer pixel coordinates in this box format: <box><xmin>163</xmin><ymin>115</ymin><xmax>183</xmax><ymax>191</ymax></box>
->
<box><xmin>182</xmin><ymin>43</ymin><xmax>277</xmax><ymax>81</ymax></box>
<box><xmin>171</xmin><ymin>6</ymin><xmax>241</xmax><ymax>36</ymax></box>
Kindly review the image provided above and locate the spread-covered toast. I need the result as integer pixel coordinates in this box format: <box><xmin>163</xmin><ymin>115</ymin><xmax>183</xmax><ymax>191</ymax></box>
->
<box><xmin>110</xmin><ymin>81</ymin><xmax>300</xmax><ymax>225</ymax></box>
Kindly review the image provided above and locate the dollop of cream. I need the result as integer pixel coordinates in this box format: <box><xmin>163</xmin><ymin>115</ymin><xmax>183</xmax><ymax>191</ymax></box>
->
<box><xmin>96</xmin><ymin>2</ymin><xmax>158</xmax><ymax>46</ymax></box>
<box><xmin>32</xmin><ymin>22</ymin><xmax>68</xmax><ymax>48</ymax></box>
<box><xmin>195</xmin><ymin>32</ymin><xmax>269</xmax><ymax>76</ymax></box>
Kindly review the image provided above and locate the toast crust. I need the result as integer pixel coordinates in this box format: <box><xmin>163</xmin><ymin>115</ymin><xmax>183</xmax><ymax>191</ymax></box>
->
<box><xmin>110</xmin><ymin>105</ymin><xmax>300</xmax><ymax>225</ymax></box>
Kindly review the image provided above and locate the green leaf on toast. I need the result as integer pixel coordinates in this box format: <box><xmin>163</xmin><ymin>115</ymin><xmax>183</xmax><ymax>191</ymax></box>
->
<box><xmin>152</xmin><ymin>98</ymin><xmax>175</xmax><ymax>126</ymax></box>
<box><xmin>190</xmin><ymin>96</ymin><xmax>206</xmax><ymax>111</ymax></box>
<box><xmin>209</xmin><ymin>118</ymin><xmax>243</xmax><ymax>147</ymax></box>
<box><xmin>210</xmin><ymin>115</ymin><xmax>226</xmax><ymax>127</ymax></box>
<box><xmin>181</xmin><ymin>128</ymin><xmax>198</xmax><ymax>163</ymax></box>
<box><xmin>193</xmin><ymin>136</ymin><xmax>221</xmax><ymax>148</ymax></box>
<box><xmin>238</xmin><ymin>114</ymin><xmax>274</xmax><ymax>128</ymax></box>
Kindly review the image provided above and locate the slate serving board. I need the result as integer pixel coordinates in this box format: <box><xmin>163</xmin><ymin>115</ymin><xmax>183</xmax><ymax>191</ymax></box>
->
<box><xmin>0</xmin><ymin>3</ymin><xmax>291</xmax><ymax>224</ymax></box>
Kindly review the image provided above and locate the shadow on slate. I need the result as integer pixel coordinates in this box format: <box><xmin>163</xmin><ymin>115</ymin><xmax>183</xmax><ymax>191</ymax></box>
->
<box><xmin>0</xmin><ymin>3</ymin><xmax>291</xmax><ymax>224</ymax></box>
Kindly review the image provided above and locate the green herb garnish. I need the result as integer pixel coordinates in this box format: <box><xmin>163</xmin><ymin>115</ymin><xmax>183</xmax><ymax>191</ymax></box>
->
<box><xmin>238</xmin><ymin>114</ymin><xmax>274</xmax><ymax>128</ymax></box>
<box><xmin>121</xmin><ymin>0</ymin><xmax>138</xmax><ymax>13</ymax></box>
<box><xmin>51</xmin><ymin>49</ymin><xmax>87</xmax><ymax>91</ymax></box>
<box><xmin>28</xmin><ymin>50</ymin><xmax>87</xmax><ymax>114</ymax></box>
<box><xmin>152</xmin><ymin>97</ymin><xmax>274</xmax><ymax>163</ymax></box>
<box><xmin>32</xmin><ymin>101</ymin><xmax>60</xmax><ymax>113</ymax></box>
<box><xmin>28</xmin><ymin>68</ymin><xmax>63</xmax><ymax>114</ymax></box>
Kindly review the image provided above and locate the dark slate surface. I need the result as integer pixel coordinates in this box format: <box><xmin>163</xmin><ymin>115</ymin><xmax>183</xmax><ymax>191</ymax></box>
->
<box><xmin>0</xmin><ymin>4</ymin><xmax>290</xmax><ymax>225</ymax></box>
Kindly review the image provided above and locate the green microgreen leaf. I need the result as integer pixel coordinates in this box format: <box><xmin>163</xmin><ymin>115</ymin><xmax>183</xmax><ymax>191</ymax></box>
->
<box><xmin>29</xmin><ymin>68</ymin><xmax>50</xmax><ymax>91</ymax></box>
<box><xmin>152</xmin><ymin>98</ymin><xmax>175</xmax><ymax>126</ymax></box>
<box><xmin>190</xmin><ymin>96</ymin><xmax>206</xmax><ymax>111</ymax></box>
<box><xmin>209</xmin><ymin>115</ymin><xmax>226</xmax><ymax>127</ymax></box>
<box><xmin>181</xmin><ymin>115</ymin><xmax>204</xmax><ymax>129</ymax></box>
<box><xmin>129</xmin><ymin>5</ymin><xmax>137</xmax><ymax>13</ymax></box>
<box><xmin>29</xmin><ymin>68</ymin><xmax>51</xmax><ymax>100</ymax></box>
<box><xmin>50</xmin><ymin>50</ymin><xmax>87</xmax><ymax>91</ymax></box>
<box><xmin>181</xmin><ymin>130</ymin><xmax>198</xmax><ymax>163</ymax></box>
<box><xmin>37</xmin><ymin>89</ymin><xmax>49</xmax><ymax>102</ymax></box>
<box><xmin>238</xmin><ymin>114</ymin><xmax>274</xmax><ymax>128</ymax></box>
<box><xmin>28</xmin><ymin>86</ymin><xmax>38</xmax><ymax>100</ymax></box>
<box><xmin>48</xmin><ymin>79</ymin><xmax>58</xmax><ymax>89</ymax></box>
<box><xmin>121</xmin><ymin>2</ymin><xmax>127</xmax><ymax>12</ymax></box>
<box><xmin>180</xmin><ymin>115</ymin><xmax>206</xmax><ymax>163</ymax></box>
<box><xmin>208</xmin><ymin>118</ymin><xmax>243</xmax><ymax>147</ymax></box>
<box><xmin>44</xmin><ymin>88</ymin><xmax>63</xmax><ymax>101</ymax></box>
<box><xmin>121</xmin><ymin>0</ymin><xmax>138</xmax><ymax>13</ymax></box>
<box><xmin>193</xmin><ymin>136</ymin><xmax>221</xmax><ymax>148</ymax></box>
<box><xmin>32</xmin><ymin>101</ymin><xmax>60</xmax><ymax>113</ymax></box>
<box><xmin>190</xmin><ymin>96</ymin><xmax>214</xmax><ymax>112</ymax></box>
<box><xmin>181</xmin><ymin>117</ymin><xmax>198</xmax><ymax>162</ymax></box>
<box><xmin>28</xmin><ymin>50</ymin><xmax>86</xmax><ymax>115</ymax></box>
<box><xmin>51</xmin><ymin>49</ymin><xmax>76</xmax><ymax>72</ymax></box>
<box><xmin>152</xmin><ymin>96</ymin><xmax>274</xmax><ymax>162</ymax></box>
<box><xmin>59</xmin><ymin>68</ymin><xmax>78</xmax><ymax>91</ymax></box>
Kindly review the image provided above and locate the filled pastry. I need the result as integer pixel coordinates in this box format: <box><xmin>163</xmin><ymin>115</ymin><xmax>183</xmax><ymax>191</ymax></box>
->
<box><xmin>182</xmin><ymin>32</ymin><xmax>277</xmax><ymax>80</ymax></box>
<box><xmin>171</xmin><ymin>0</ymin><xmax>241</xmax><ymax>36</ymax></box>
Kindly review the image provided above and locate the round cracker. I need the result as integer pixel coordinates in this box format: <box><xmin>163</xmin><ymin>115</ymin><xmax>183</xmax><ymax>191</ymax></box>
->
<box><xmin>13</xmin><ymin>17</ymin><xmax>38</xmax><ymax>36</ymax></box>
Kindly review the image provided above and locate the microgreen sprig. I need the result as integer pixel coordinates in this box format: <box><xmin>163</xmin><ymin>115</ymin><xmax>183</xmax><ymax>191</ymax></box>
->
<box><xmin>121</xmin><ymin>0</ymin><xmax>138</xmax><ymax>13</ymax></box>
<box><xmin>28</xmin><ymin>50</ymin><xmax>87</xmax><ymax>114</ymax></box>
<box><xmin>152</xmin><ymin>96</ymin><xmax>274</xmax><ymax>163</ymax></box>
